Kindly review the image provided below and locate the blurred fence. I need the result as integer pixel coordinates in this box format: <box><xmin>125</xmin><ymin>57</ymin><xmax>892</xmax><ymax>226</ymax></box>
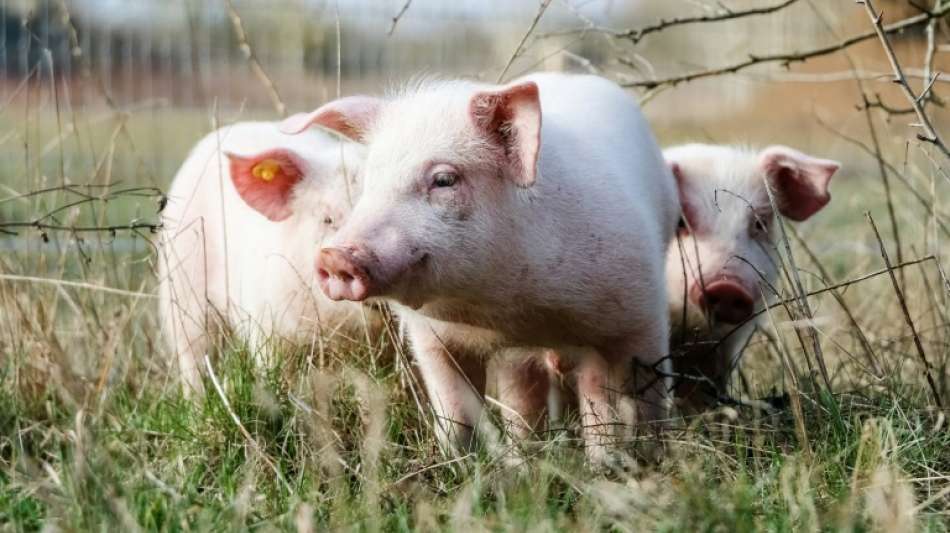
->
<box><xmin>0</xmin><ymin>0</ymin><xmax>619</xmax><ymax>111</ymax></box>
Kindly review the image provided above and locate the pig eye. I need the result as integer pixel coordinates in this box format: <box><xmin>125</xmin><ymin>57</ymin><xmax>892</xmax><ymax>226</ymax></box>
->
<box><xmin>432</xmin><ymin>171</ymin><xmax>459</xmax><ymax>188</ymax></box>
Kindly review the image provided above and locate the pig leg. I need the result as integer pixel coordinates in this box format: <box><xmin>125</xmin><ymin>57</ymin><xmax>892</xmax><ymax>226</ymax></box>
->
<box><xmin>404</xmin><ymin>318</ymin><xmax>490</xmax><ymax>454</ymax></box>
<box><xmin>493</xmin><ymin>349</ymin><xmax>550</xmax><ymax>440</ymax></box>
<box><xmin>574</xmin><ymin>347</ymin><xmax>634</xmax><ymax>465</ymax></box>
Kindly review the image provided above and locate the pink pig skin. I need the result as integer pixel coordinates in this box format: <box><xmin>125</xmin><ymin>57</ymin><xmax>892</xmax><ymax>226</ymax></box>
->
<box><xmin>285</xmin><ymin>72</ymin><xmax>679</xmax><ymax>463</ymax></box>
<box><xmin>158</xmin><ymin>122</ymin><xmax>374</xmax><ymax>396</ymax></box>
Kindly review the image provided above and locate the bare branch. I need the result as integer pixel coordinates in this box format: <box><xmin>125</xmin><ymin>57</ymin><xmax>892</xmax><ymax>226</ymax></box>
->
<box><xmin>859</xmin><ymin>0</ymin><xmax>948</xmax><ymax>157</ymax></box>
<box><xmin>223</xmin><ymin>0</ymin><xmax>286</xmax><ymax>117</ymax></box>
<box><xmin>616</xmin><ymin>0</ymin><xmax>801</xmax><ymax>44</ymax></box>
<box><xmin>539</xmin><ymin>0</ymin><xmax>801</xmax><ymax>43</ymax></box>
<box><xmin>497</xmin><ymin>0</ymin><xmax>553</xmax><ymax>84</ymax></box>
<box><xmin>622</xmin><ymin>4</ymin><xmax>950</xmax><ymax>89</ymax></box>
<box><xmin>387</xmin><ymin>0</ymin><xmax>413</xmax><ymax>36</ymax></box>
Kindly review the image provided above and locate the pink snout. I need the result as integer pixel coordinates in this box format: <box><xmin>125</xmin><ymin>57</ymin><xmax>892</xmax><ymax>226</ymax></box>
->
<box><xmin>690</xmin><ymin>278</ymin><xmax>755</xmax><ymax>325</ymax></box>
<box><xmin>316</xmin><ymin>247</ymin><xmax>373</xmax><ymax>302</ymax></box>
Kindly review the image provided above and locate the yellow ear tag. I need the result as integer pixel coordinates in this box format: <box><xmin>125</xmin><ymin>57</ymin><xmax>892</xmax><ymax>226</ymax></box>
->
<box><xmin>251</xmin><ymin>159</ymin><xmax>282</xmax><ymax>182</ymax></box>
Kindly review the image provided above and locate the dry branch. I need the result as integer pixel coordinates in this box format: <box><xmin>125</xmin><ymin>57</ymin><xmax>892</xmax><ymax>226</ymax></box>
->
<box><xmin>615</xmin><ymin>0</ymin><xmax>800</xmax><ymax>44</ymax></box>
<box><xmin>388</xmin><ymin>0</ymin><xmax>413</xmax><ymax>36</ymax></box>
<box><xmin>497</xmin><ymin>0</ymin><xmax>554</xmax><ymax>83</ymax></box>
<box><xmin>224</xmin><ymin>0</ymin><xmax>286</xmax><ymax>117</ymax></box>
<box><xmin>622</xmin><ymin>3</ymin><xmax>950</xmax><ymax>89</ymax></box>
<box><xmin>859</xmin><ymin>0</ymin><xmax>949</xmax><ymax>158</ymax></box>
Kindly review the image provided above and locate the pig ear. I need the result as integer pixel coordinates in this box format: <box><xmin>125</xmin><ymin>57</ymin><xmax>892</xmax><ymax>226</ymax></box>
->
<box><xmin>470</xmin><ymin>81</ymin><xmax>542</xmax><ymax>188</ymax></box>
<box><xmin>226</xmin><ymin>148</ymin><xmax>307</xmax><ymax>222</ymax></box>
<box><xmin>759</xmin><ymin>145</ymin><xmax>839</xmax><ymax>221</ymax></box>
<box><xmin>669</xmin><ymin>161</ymin><xmax>702</xmax><ymax>231</ymax></box>
<box><xmin>279</xmin><ymin>96</ymin><xmax>383</xmax><ymax>142</ymax></box>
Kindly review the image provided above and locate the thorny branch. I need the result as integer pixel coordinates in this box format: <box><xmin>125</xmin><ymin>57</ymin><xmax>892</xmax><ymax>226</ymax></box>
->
<box><xmin>0</xmin><ymin>185</ymin><xmax>165</xmax><ymax>237</ymax></box>
<box><xmin>859</xmin><ymin>0</ymin><xmax>949</xmax><ymax>159</ymax></box>
<box><xmin>622</xmin><ymin>3</ymin><xmax>950</xmax><ymax>89</ymax></box>
<box><xmin>545</xmin><ymin>0</ymin><xmax>801</xmax><ymax>44</ymax></box>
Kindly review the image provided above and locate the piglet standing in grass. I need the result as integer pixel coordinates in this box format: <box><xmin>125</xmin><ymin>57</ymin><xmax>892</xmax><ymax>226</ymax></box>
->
<box><xmin>158</xmin><ymin>122</ymin><xmax>374</xmax><ymax>396</ymax></box>
<box><xmin>663</xmin><ymin>144</ymin><xmax>839</xmax><ymax>412</ymax></box>
<box><xmin>544</xmin><ymin>144</ymin><xmax>839</xmax><ymax>417</ymax></box>
<box><xmin>282</xmin><ymin>73</ymin><xmax>679</xmax><ymax>463</ymax></box>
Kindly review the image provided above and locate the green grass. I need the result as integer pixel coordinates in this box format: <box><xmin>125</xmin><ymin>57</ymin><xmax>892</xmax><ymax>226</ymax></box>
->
<box><xmin>2</xmin><ymin>345</ymin><xmax>947</xmax><ymax>531</ymax></box>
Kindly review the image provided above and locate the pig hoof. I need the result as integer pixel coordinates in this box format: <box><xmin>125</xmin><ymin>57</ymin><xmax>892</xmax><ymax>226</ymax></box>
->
<box><xmin>585</xmin><ymin>446</ymin><xmax>633</xmax><ymax>474</ymax></box>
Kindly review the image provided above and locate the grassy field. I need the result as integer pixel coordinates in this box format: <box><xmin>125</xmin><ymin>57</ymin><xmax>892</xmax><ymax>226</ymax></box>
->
<box><xmin>1</xmin><ymin>92</ymin><xmax>949</xmax><ymax>532</ymax></box>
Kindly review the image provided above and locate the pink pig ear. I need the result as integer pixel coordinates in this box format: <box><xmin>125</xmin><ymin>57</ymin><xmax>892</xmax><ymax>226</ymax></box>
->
<box><xmin>669</xmin><ymin>161</ymin><xmax>703</xmax><ymax>232</ymax></box>
<box><xmin>226</xmin><ymin>148</ymin><xmax>307</xmax><ymax>222</ymax></box>
<box><xmin>279</xmin><ymin>96</ymin><xmax>383</xmax><ymax>142</ymax></box>
<box><xmin>469</xmin><ymin>81</ymin><xmax>542</xmax><ymax>188</ymax></box>
<box><xmin>759</xmin><ymin>145</ymin><xmax>839</xmax><ymax>221</ymax></box>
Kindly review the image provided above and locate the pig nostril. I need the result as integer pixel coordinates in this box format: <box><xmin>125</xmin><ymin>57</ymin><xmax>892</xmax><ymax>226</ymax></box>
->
<box><xmin>340</xmin><ymin>272</ymin><xmax>353</xmax><ymax>282</ymax></box>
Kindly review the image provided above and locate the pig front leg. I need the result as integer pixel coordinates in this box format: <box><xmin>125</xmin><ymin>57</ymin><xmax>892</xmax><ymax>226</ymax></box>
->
<box><xmin>403</xmin><ymin>317</ymin><xmax>491</xmax><ymax>455</ymax></box>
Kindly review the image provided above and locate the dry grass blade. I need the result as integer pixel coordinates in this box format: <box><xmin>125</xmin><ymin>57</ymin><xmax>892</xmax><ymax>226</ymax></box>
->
<box><xmin>866</xmin><ymin>213</ymin><xmax>944</xmax><ymax>408</ymax></box>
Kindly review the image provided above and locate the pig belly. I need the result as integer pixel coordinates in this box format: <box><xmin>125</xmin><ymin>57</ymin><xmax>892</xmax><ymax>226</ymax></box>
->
<box><xmin>412</xmin><ymin>299</ymin><xmax>616</xmax><ymax>352</ymax></box>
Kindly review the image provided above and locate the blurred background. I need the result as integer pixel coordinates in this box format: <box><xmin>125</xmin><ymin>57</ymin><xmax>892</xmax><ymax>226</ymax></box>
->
<box><xmin>0</xmin><ymin>0</ymin><xmax>945</xmax><ymax>188</ymax></box>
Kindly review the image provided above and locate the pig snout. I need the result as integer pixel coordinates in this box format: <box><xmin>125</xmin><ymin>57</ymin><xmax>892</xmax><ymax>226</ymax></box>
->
<box><xmin>317</xmin><ymin>247</ymin><xmax>373</xmax><ymax>302</ymax></box>
<box><xmin>690</xmin><ymin>277</ymin><xmax>755</xmax><ymax>324</ymax></box>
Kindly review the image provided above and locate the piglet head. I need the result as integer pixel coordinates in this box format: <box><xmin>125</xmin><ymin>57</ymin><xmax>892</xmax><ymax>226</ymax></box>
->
<box><xmin>284</xmin><ymin>81</ymin><xmax>542</xmax><ymax>306</ymax></box>
<box><xmin>665</xmin><ymin>144</ymin><xmax>839</xmax><ymax>328</ymax></box>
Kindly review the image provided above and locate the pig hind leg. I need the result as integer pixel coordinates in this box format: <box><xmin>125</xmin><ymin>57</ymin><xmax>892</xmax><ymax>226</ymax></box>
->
<box><xmin>493</xmin><ymin>349</ymin><xmax>550</xmax><ymax>440</ymax></box>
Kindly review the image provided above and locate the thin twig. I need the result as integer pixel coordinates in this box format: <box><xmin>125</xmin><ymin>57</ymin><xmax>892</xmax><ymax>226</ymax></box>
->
<box><xmin>387</xmin><ymin>0</ymin><xmax>413</xmax><ymax>36</ymax></box>
<box><xmin>859</xmin><ymin>0</ymin><xmax>949</xmax><ymax>158</ymax></box>
<box><xmin>622</xmin><ymin>4</ymin><xmax>950</xmax><ymax>89</ymax></box>
<box><xmin>866</xmin><ymin>214</ymin><xmax>944</xmax><ymax>408</ymax></box>
<box><xmin>223</xmin><ymin>0</ymin><xmax>286</xmax><ymax>117</ymax></box>
<box><xmin>497</xmin><ymin>0</ymin><xmax>553</xmax><ymax>84</ymax></box>
<box><xmin>616</xmin><ymin>0</ymin><xmax>800</xmax><ymax>43</ymax></box>
<box><xmin>0</xmin><ymin>274</ymin><xmax>155</xmax><ymax>299</ymax></box>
